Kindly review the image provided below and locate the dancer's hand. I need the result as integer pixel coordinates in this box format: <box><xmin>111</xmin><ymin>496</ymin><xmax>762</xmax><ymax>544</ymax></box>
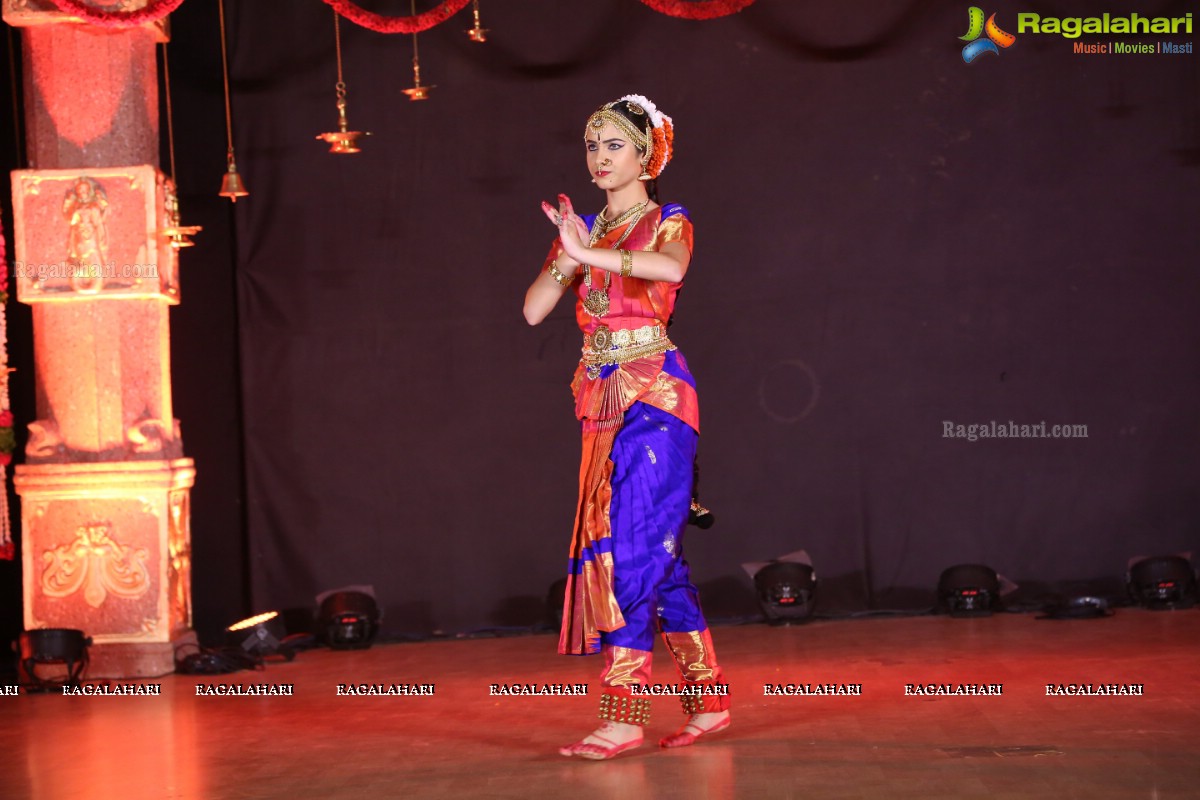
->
<box><xmin>541</xmin><ymin>194</ymin><xmax>590</xmax><ymax>263</ymax></box>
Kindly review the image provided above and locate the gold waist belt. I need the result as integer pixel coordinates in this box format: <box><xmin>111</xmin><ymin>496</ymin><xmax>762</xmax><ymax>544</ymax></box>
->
<box><xmin>582</xmin><ymin>323</ymin><xmax>674</xmax><ymax>371</ymax></box>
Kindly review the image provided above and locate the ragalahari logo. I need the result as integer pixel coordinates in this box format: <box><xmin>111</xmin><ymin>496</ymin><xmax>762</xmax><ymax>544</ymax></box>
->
<box><xmin>960</xmin><ymin>7</ymin><xmax>1017</xmax><ymax>62</ymax></box>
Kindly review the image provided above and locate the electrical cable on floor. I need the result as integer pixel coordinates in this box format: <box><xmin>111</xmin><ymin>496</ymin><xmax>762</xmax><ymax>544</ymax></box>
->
<box><xmin>174</xmin><ymin>642</ymin><xmax>266</xmax><ymax>675</ymax></box>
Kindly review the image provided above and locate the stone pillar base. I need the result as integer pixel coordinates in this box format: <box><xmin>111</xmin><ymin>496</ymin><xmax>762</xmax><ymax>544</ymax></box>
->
<box><xmin>15</xmin><ymin>459</ymin><xmax>195</xmax><ymax>679</ymax></box>
<box><xmin>88</xmin><ymin>631</ymin><xmax>198</xmax><ymax>679</ymax></box>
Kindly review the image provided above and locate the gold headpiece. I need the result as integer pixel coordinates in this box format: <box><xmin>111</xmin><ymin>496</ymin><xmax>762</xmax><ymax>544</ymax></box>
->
<box><xmin>585</xmin><ymin>102</ymin><xmax>653</xmax><ymax>162</ymax></box>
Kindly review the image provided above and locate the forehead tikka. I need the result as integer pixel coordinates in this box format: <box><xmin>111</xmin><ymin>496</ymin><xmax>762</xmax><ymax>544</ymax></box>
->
<box><xmin>583</xmin><ymin>107</ymin><xmax>650</xmax><ymax>151</ymax></box>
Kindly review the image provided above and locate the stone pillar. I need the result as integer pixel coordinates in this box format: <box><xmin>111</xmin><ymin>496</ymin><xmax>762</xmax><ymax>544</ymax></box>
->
<box><xmin>4</xmin><ymin>0</ymin><xmax>195</xmax><ymax>678</ymax></box>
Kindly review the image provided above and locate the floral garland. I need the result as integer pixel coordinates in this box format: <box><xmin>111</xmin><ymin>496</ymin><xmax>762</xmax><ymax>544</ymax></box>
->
<box><xmin>637</xmin><ymin>0</ymin><xmax>756</xmax><ymax>21</ymax></box>
<box><xmin>47</xmin><ymin>0</ymin><xmax>186</xmax><ymax>28</ymax></box>
<box><xmin>618</xmin><ymin>93</ymin><xmax>675</xmax><ymax>178</ymax></box>
<box><xmin>646</xmin><ymin>124</ymin><xmax>674</xmax><ymax>179</ymax></box>
<box><xmin>0</xmin><ymin>221</ymin><xmax>12</xmax><ymax>560</ymax></box>
<box><xmin>323</xmin><ymin>0</ymin><xmax>471</xmax><ymax>34</ymax></box>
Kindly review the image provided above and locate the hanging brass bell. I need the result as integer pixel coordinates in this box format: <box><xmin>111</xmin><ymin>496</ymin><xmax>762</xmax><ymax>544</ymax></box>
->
<box><xmin>219</xmin><ymin>159</ymin><xmax>249</xmax><ymax>201</ymax></box>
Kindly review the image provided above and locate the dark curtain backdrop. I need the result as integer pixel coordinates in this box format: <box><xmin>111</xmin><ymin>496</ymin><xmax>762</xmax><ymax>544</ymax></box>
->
<box><xmin>6</xmin><ymin>1</ymin><xmax>1196</xmax><ymax>646</ymax></box>
<box><xmin>224</xmin><ymin>0</ymin><xmax>1199</xmax><ymax>635</ymax></box>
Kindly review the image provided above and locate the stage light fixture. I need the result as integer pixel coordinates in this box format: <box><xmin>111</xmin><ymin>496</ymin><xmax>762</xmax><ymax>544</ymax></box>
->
<box><xmin>753</xmin><ymin>562</ymin><xmax>818</xmax><ymax>624</ymax></box>
<box><xmin>317</xmin><ymin>591</ymin><xmax>380</xmax><ymax>650</ymax></box>
<box><xmin>226</xmin><ymin>611</ymin><xmax>290</xmax><ymax>657</ymax></box>
<box><xmin>937</xmin><ymin>564</ymin><xmax>1001</xmax><ymax>617</ymax></box>
<box><xmin>1128</xmin><ymin>555</ymin><xmax>1196</xmax><ymax>610</ymax></box>
<box><xmin>17</xmin><ymin>628</ymin><xmax>91</xmax><ymax>692</ymax></box>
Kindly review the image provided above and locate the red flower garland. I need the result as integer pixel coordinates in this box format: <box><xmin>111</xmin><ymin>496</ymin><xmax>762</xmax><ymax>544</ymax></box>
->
<box><xmin>47</xmin><ymin>0</ymin><xmax>186</xmax><ymax>28</ymax></box>
<box><xmin>323</xmin><ymin>0</ymin><xmax>471</xmax><ymax>35</ymax></box>
<box><xmin>0</xmin><ymin>408</ymin><xmax>12</xmax><ymax>466</ymax></box>
<box><xmin>0</xmin><ymin>222</ymin><xmax>11</xmax><ymax>554</ymax></box>
<box><xmin>637</xmin><ymin>0</ymin><xmax>756</xmax><ymax>21</ymax></box>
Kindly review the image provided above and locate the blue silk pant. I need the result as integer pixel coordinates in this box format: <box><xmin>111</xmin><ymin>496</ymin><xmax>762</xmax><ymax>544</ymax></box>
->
<box><xmin>596</xmin><ymin>403</ymin><xmax>728</xmax><ymax>716</ymax></box>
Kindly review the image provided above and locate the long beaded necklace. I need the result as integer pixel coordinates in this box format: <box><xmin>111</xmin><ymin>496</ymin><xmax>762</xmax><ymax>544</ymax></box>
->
<box><xmin>581</xmin><ymin>201</ymin><xmax>647</xmax><ymax>318</ymax></box>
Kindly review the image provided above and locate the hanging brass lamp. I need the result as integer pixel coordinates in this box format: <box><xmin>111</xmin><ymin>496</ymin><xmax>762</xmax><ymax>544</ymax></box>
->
<box><xmin>159</xmin><ymin>40</ymin><xmax>203</xmax><ymax>244</ymax></box>
<box><xmin>466</xmin><ymin>0</ymin><xmax>488</xmax><ymax>42</ymax></box>
<box><xmin>316</xmin><ymin>10</ymin><xmax>371</xmax><ymax>153</ymax></box>
<box><xmin>403</xmin><ymin>0</ymin><xmax>435</xmax><ymax>100</ymax></box>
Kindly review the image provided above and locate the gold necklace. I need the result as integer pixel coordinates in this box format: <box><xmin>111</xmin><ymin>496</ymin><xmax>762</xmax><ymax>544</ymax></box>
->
<box><xmin>595</xmin><ymin>201</ymin><xmax>647</xmax><ymax>235</ymax></box>
<box><xmin>582</xmin><ymin>203</ymin><xmax>646</xmax><ymax>318</ymax></box>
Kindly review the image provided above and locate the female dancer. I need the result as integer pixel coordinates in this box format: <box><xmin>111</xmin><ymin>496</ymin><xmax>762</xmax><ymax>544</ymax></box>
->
<box><xmin>524</xmin><ymin>95</ymin><xmax>730</xmax><ymax>760</ymax></box>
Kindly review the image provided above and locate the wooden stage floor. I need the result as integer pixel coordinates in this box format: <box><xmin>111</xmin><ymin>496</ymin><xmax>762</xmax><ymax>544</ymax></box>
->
<box><xmin>1</xmin><ymin>610</ymin><xmax>1198</xmax><ymax>800</ymax></box>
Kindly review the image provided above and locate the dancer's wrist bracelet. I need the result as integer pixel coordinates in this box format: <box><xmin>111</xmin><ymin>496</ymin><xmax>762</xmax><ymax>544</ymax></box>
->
<box><xmin>547</xmin><ymin>259</ymin><xmax>574</xmax><ymax>287</ymax></box>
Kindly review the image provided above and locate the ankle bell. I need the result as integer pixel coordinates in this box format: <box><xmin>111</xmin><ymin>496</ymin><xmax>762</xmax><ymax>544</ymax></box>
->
<box><xmin>598</xmin><ymin>692</ymin><xmax>651</xmax><ymax>726</ymax></box>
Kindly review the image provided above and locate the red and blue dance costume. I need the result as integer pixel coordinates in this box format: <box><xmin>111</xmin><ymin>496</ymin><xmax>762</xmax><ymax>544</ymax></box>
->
<box><xmin>545</xmin><ymin>203</ymin><xmax>729</xmax><ymax>725</ymax></box>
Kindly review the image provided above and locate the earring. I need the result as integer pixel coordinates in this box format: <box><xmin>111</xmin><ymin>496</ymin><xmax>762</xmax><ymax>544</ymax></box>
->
<box><xmin>638</xmin><ymin>163</ymin><xmax>652</xmax><ymax>182</ymax></box>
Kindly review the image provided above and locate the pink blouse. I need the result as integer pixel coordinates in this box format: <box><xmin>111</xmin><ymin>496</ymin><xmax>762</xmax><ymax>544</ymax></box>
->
<box><xmin>542</xmin><ymin>206</ymin><xmax>699</xmax><ymax>433</ymax></box>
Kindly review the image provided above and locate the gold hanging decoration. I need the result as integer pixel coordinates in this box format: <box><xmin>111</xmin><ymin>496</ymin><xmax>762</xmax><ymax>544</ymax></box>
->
<box><xmin>159</xmin><ymin>40</ymin><xmax>202</xmax><ymax>246</ymax></box>
<box><xmin>317</xmin><ymin>10</ymin><xmax>371</xmax><ymax>153</ymax></box>
<box><xmin>466</xmin><ymin>0</ymin><xmax>487</xmax><ymax>42</ymax></box>
<box><xmin>403</xmin><ymin>0</ymin><xmax>435</xmax><ymax>100</ymax></box>
<box><xmin>317</xmin><ymin>81</ymin><xmax>371</xmax><ymax>153</ymax></box>
<box><xmin>217</xmin><ymin>0</ymin><xmax>248</xmax><ymax>201</ymax></box>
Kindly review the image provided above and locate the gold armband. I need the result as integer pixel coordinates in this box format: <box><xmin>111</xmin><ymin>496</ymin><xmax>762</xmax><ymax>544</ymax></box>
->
<box><xmin>619</xmin><ymin>249</ymin><xmax>634</xmax><ymax>278</ymax></box>
<box><xmin>547</xmin><ymin>259</ymin><xmax>574</xmax><ymax>287</ymax></box>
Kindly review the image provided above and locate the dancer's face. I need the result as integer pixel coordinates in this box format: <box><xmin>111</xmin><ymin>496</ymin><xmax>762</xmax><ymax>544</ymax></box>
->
<box><xmin>586</xmin><ymin>122</ymin><xmax>642</xmax><ymax>191</ymax></box>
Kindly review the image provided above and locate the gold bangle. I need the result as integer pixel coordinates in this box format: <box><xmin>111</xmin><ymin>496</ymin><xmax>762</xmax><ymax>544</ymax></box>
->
<box><xmin>619</xmin><ymin>249</ymin><xmax>634</xmax><ymax>278</ymax></box>
<box><xmin>547</xmin><ymin>259</ymin><xmax>574</xmax><ymax>287</ymax></box>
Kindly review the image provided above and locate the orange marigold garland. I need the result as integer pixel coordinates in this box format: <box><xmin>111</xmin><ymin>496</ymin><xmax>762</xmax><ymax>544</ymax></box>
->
<box><xmin>637</xmin><ymin>0</ymin><xmax>756</xmax><ymax>21</ymax></box>
<box><xmin>646</xmin><ymin>122</ymin><xmax>674</xmax><ymax>179</ymax></box>
<box><xmin>324</xmin><ymin>0</ymin><xmax>471</xmax><ymax>34</ymax></box>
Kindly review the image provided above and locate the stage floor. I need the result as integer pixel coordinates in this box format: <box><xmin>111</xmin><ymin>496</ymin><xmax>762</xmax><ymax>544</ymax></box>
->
<box><xmin>2</xmin><ymin>610</ymin><xmax>1198</xmax><ymax>799</ymax></box>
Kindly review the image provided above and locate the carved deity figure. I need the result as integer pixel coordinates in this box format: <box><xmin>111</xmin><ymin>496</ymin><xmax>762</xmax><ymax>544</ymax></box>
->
<box><xmin>63</xmin><ymin>177</ymin><xmax>109</xmax><ymax>292</ymax></box>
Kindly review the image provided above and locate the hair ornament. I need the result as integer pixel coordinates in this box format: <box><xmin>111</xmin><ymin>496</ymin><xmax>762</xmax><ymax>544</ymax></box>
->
<box><xmin>617</xmin><ymin>94</ymin><xmax>670</xmax><ymax>130</ymax></box>
<box><xmin>617</xmin><ymin>94</ymin><xmax>674</xmax><ymax>178</ymax></box>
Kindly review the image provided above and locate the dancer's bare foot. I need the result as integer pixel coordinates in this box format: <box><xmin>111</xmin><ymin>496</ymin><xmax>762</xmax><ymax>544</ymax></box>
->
<box><xmin>559</xmin><ymin>721</ymin><xmax>644</xmax><ymax>760</ymax></box>
<box><xmin>658</xmin><ymin>710</ymin><xmax>731</xmax><ymax>748</ymax></box>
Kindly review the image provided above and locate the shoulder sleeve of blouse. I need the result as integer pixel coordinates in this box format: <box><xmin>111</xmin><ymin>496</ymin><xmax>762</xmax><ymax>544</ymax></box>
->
<box><xmin>655</xmin><ymin>203</ymin><xmax>693</xmax><ymax>255</ymax></box>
